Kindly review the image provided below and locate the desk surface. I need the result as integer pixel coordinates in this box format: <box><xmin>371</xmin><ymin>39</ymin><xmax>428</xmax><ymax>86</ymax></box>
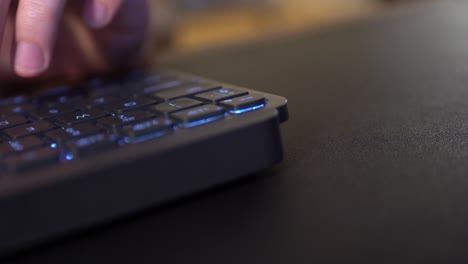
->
<box><xmin>8</xmin><ymin>1</ymin><xmax>468</xmax><ymax>263</ymax></box>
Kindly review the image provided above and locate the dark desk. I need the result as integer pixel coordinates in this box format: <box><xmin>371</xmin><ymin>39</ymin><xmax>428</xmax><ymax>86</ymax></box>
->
<box><xmin>8</xmin><ymin>1</ymin><xmax>468</xmax><ymax>263</ymax></box>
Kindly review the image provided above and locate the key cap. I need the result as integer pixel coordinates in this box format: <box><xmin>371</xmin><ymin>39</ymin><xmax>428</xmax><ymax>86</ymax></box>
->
<box><xmin>0</xmin><ymin>95</ymin><xmax>28</xmax><ymax>106</ymax></box>
<box><xmin>0</xmin><ymin>115</ymin><xmax>29</xmax><ymax>130</ymax></box>
<box><xmin>81</xmin><ymin>95</ymin><xmax>119</xmax><ymax>109</ymax></box>
<box><xmin>153</xmin><ymin>83</ymin><xmax>220</xmax><ymax>101</ymax></box>
<box><xmin>220</xmin><ymin>94</ymin><xmax>267</xmax><ymax>114</ymax></box>
<box><xmin>30</xmin><ymin>104</ymin><xmax>77</xmax><ymax>120</ymax></box>
<box><xmin>65</xmin><ymin>133</ymin><xmax>117</xmax><ymax>158</ymax></box>
<box><xmin>141</xmin><ymin>79</ymin><xmax>185</xmax><ymax>94</ymax></box>
<box><xmin>33</xmin><ymin>87</ymin><xmax>84</xmax><ymax>107</ymax></box>
<box><xmin>85</xmin><ymin>78</ymin><xmax>121</xmax><ymax>97</ymax></box>
<box><xmin>140</xmin><ymin>74</ymin><xmax>166</xmax><ymax>85</ymax></box>
<box><xmin>45</xmin><ymin>123</ymin><xmax>102</xmax><ymax>145</ymax></box>
<box><xmin>151</xmin><ymin>98</ymin><xmax>204</xmax><ymax>114</ymax></box>
<box><xmin>97</xmin><ymin>110</ymin><xmax>153</xmax><ymax>133</ymax></box>
<box><xmin>4</xmin><ymin>121</ymin><xmax>56</xmax><ymax>140</ymax></box>
<box><xmin>0</xmin><ymin>141</ymin><xmax>16</xmax><ymax>157</ymax></box>
<box><xmin>194</xmin><ymin>88</ymin><xmax>248</xmax><ymax>103</ymax></box>
<box><xmin>5</xmin><ymin>147</ymin><xmax>58</xmax><ymax>174</ymax></box>
<box><xmin>104</xmin><ymin>97</ymin><xmax>157</xmax><ymax>114</ymax></box>
<box><xmin>0</xmin><ymin>104</ymin><xmax>35</xmax><ymax>117</ymax></box>
<box><xmin>171</xmin><ymin>105</ymin><xmax>225</xmax><ymax>128</ymax></box>
<box><xmin>121</xmin><ymin>118</ymin><xmax>173</xmax><ymax>142</ymax></box>
<box><xmin>56</xmin><ymin>109</ymin><xmax>107</xmax><ymax>126</ymax></box>
<box><xmin>0</xmin><ymin>136</ymin><xmax>46</xmax><ymax>157</ymax></box>
<box><xmin>118</xmin><ymin>69</ymin><xmax>146</xmax><ymax>83</ymax></box>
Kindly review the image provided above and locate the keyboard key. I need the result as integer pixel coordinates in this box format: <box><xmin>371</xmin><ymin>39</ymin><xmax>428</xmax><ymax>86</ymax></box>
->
<box><xmin>153</xmin><ymin>83</ymin><xmax>220</xmax><ymax>100</ymax></box>
<box><xmin>121</xmin><ymin>118</ymin><xmax>173</xmax><ymax>142</ymax></box>
<box><xmin>220</xmin><ymin>94</ymin><xmax>267</xmax><ymax>114</ymax></box>
<box><xmin>194</xmin><ymin>88</ymin><xmax>248</xmax><ymax>103</ymax></box>
<box><xmin>171</xmin><ymin>105</ymin><xmax>225</xmax><ymax>128</ymax></box>
<box><xmin>5</xmin><ymin>147</ymin><xmax>58</xmax><ymax>174</ymax></box>
<box><xmin>0</xmin><ymin>95</ymin><xmax>28</xmax><ymax>106</ymax></box>
<box><xmin>81</xmin><ymin>95</ymin><xmax>119</xmax><ymax>109</ymax></box>
<box><xmin>118</xmin><ymin>70</ymin><xmax>146</xmax><ymax>83</ymax></box>
<box><xmin>65</xmin><ymin>133</ymin><xmax>117</xmax><ymax>158</ymax></box>
<box><xmin>0</xmin><ymin>104</ymin><xmax>35</xmax><ymax>117</ymax></box>
<box><xmin>0</xmin><ymin>141</ymin><xmax>16</xmax><ymax>157</ymax></box>
<box><xmin>104</xmin><ymin>97</ymin><xmax>157</xmax><ymax>114</ymax></box>
<box><xmin>0</xmin><ymin>115</ymin><xmax>29</xmax><ymax>130</ymax></box>
<box><xmin>56</xmin><ymin>109</ymin><xmax>107</xmax><ymax>126</ymax></box>
<box><xmin>33</xmin><ymin>87</ymin><xmax>84</xmax><ymax>106</ymax></box>
<box><xmin>151</xmin><ymin>98</ymin><xmax>204</xmax><ymax>114</ymax></box>
<box><xmin>138</xmin><ymin>73</ymin><xmax>174</xmax><ymax>86</ymax></box>
<box><xmin>85</xmin><ymin>78</ymin><xmax>121</xmax><ymax>97</ymax></box>
<box><xmin>45</xmin><ymin>123</ymin><xmax>102</xmax><ymax>145</ymax></box>
<box><xmin>97</xmin><ymin>110</ymin><xmax>153</xmax><ymax>133</ymax></box>
<box><xmin>30</xmin><ymin>104</ymin><xmax>77</xmax><ymax>120</ymax></box>
<box><xmin>0</xmin><ymin>136</ymin><xmax>46</xmax><ymax>157</ymax></box>
<box><xmin>141</xmin><ymin>79</ymin><xmax>185</xmax><ymax>94</ymax></box>
<box><xmin>4</xmin><ymin>121</ymin><xmax>56</xmax><ymax>140</ymax></box>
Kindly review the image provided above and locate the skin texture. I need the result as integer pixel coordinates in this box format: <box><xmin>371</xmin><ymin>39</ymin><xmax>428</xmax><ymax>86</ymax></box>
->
<box><xmin>0</xmin><ymin>0</ymin><xmax>150</xmax><ymax>84</ymax></box>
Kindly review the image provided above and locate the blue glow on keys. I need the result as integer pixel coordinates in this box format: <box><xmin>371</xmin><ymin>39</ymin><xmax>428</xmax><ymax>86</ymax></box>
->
<box><xmin>65</xmin><ymin>153</ymin><xmax>74</xmax><ymax>161</ymax></box>
<box><xmin>229</xmin><ymin>104</ymin><xmax>266</xmax><ymax>115</ymax></box>
<box><xmin>50</xmin><ymin>143</ymin><xmax>58</xmax><ymax>149</ymax></box>
<box><xmin>180</xmin><ymin>115</ymin><xmax>224</xmax><ymax>128</ymax></box>
<box><xmin>123</xmin><ymin>130</ymin><xmax>170</xmax><ymax>144</ymax></box>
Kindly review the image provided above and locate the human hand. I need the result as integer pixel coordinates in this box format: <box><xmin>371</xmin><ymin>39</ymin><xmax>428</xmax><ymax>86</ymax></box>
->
<box><xmin>0</xmin><ymin>0</ymin><xmax>150</xmax><ymax>83</ymax></box>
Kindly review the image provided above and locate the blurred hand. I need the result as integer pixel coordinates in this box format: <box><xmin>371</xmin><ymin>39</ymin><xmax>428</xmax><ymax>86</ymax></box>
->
<box><xmin>0</xmin><ymin>0</ymin><xmax>151</xmax><ymax>83</ymax></box>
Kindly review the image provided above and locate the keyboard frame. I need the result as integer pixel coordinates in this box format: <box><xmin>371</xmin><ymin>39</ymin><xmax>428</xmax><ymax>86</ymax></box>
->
<box><xmin>0</xmin><ymin>71</ymin><xmax>288</xmax><ymax>255</ymax></box>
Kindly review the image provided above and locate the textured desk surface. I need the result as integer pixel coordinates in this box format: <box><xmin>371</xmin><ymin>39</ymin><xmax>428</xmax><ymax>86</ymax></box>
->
<box><xmin>8</xmin><ymin>1</ymin><xmax>468</xmax><ymax>263</ymax></box>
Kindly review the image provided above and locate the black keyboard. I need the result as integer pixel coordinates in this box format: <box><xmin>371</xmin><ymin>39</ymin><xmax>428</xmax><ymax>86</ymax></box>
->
<box><xmin>0</xmin><ymin>70</ymin><xmax>288</xmax><ymax>255</ymax></box>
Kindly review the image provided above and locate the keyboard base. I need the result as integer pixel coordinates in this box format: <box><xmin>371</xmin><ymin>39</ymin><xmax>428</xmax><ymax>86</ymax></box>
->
<box><xmin>0</xmin><ymin>109</ymin><xmax>284</xmax><ymax>255</ymax></box>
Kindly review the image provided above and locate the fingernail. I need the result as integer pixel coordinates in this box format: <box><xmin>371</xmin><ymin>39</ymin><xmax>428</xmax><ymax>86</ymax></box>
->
<box><xmin>84</xmin><ymin>1</ymin><xmax>109</xmax><ymax>28</ymax></box>
<box><xmin>14</xmin><ymin>41</ymin><xmax>47</xmax><ymax>77</ymax></box>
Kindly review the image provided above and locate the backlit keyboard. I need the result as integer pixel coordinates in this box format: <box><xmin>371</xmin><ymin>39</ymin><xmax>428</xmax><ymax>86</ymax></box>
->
<box><xmin>0</xmin><ymin>70</ymin><xmax>288</xmax><ymax>255</ymax></box>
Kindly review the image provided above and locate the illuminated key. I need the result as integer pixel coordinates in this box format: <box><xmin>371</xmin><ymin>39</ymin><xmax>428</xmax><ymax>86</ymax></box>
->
<box><xmin>171</xmin><ymin>105</ymin><xmax>225</xmax><ymax>128</ymax></box>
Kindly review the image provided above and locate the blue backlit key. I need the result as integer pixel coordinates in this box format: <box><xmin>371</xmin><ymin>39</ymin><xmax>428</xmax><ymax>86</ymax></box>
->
<box><xmin>171</xmin><ymin>105</ymin><xmax>225</xmax><ymax>128</ymax></box>
<box><xmin>65</xmin><ymin>134</ymin><xmax>117</xmax><ymax>158</ymax></box>
<box><xmin>121</xmin><ymin>118</ymin><xmax>173</xmax><ymax>143</ymax></box>
<box><xmin>220</xmin><ymin>94</ymin><xmax>266</xmax><ymax>114</ymax></box>
<box><xmin>194</xmin><ymin>88</ymin><xmax>248</xmax><ymax>103</ymax></box>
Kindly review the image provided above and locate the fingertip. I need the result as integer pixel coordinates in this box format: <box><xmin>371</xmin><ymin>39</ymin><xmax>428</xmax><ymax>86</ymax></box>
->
<box><xmin>83</xmin><ymin>0</ymin><xmax>111</xmax><ymax>29</ymax></box>
<box><xmin>14</xmin><ymin>41</ymin><xmax>48</xmax><ymax>78</ymax></box>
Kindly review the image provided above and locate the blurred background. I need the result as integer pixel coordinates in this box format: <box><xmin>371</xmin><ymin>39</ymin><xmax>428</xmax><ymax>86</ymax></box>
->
<box><xmin>153</xmin><ymin>0</ymin><xmax>420</xmax><ymax>54</ymax></box>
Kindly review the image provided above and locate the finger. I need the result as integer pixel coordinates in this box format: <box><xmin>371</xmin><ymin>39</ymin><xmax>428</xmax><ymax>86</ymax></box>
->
<box><xmin>14</xmin><ymin>0</ymin><xmax>67</xmax><ymax>78</ymax></box>
<box><xmin>0</xmin><ymin>5</ymin><xmax>15</xmax><ymax>76</ymax></box>
<box><xmin>83</xmin><ymin>0</ymin><xmax>124</xmax><ymax>29</ymax></box>
<box><xmin>89</xmin><ymin>0</ymin><xmax>149</xmax><ymax>68</ymax></box>
<box><xmin>0</xmin><ymin>0</ymin><xmax>11</xmax><ymax>44</ymax></box>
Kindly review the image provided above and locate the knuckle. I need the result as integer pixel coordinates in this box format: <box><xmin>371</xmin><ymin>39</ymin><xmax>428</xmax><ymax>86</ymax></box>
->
<box><xmin>16</xmin><ymin>0</ymin><xmax>59</xmax><ymax>37</ymax></box>
<box><xmin>19</xmin><ymin>0</ymin><xmax>48</xmax><ymax>20</ymax></box>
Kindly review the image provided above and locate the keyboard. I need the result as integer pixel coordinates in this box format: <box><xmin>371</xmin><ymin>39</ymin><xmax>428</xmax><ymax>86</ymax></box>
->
<box><xmin>0</xmin><ymin>70</ymin><xmax>288</xmax><ymax>255</ymax></box>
